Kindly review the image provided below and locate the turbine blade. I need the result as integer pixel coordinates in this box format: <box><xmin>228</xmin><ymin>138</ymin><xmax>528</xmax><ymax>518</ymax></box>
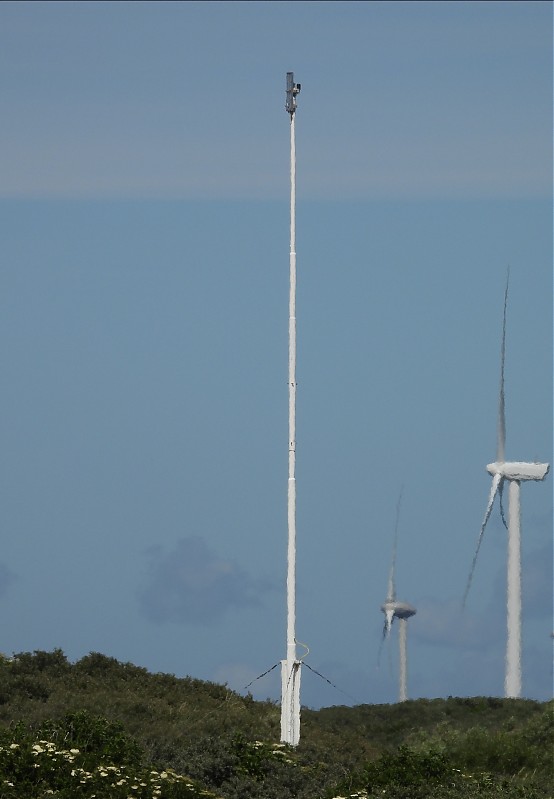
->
<box><xmin>387</xmin><ymin>487</ymin><xmax>403</xmax><ymax>601</ymax></box>
<box><xmin>498</xmin><ymin>478</ymin><xmax>508</xmax><ymax>531</ymax></box>
<box><xmin>377</xmin><ymin>619</ymin><xmax>395</xmax><ymax>675</ymax></box>
<box><xmin>378</xmin><ymin>608</ymin><xmax>395</xmax><ymax>667</ymax></box>
<box><xmin>463</xmin><ymin>473</ymin><xmax>503</xmax><ymax>608</ymax></box>
<box><xmin>496</xmin><ymin>270</ymin><xmax>509</xmax><ymax>463</ymax></box>
<box><xmin>377</xmin><ymin>618</ymin><xmax>389</xmax><ymax>667</ymax></box>
<box><xmin>384</xmin><ymin>608</ymin><xmax>394</xmax><ymax>638</ymax></box>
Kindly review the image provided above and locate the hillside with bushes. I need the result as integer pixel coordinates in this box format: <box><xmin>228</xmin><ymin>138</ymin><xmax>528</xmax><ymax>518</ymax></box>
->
<box><xmin>0</xmin><ymin>650</ymin><xmax>551</xmax><ymax>798</ymax></box>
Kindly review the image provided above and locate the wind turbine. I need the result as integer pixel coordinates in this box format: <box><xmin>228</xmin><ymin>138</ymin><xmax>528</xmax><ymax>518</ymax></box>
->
<box><xmin>280</xmin><ymin>71</ymin><xmax>302</xmax><ymax>747</ymax></box>
<box><xmin>380</xmin><ymin>491</ymin><xmax>417</xmax><ymax>703</ymax></box>
<box><xmin>463</xmin><ymin>272</ymin><xmax>549</xmax><ymax>698</ymax></box>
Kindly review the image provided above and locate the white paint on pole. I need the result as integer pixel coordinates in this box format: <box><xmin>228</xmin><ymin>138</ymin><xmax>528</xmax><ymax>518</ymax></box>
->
<box><xmin>505</xmin><ymin>479</ymin><xmax>522</xmax><ymax>698</ymax></box>
<box><xmin>281</xmin><ymin>73</ymin><xmax>301</xmax><ymax>747</ymax></box>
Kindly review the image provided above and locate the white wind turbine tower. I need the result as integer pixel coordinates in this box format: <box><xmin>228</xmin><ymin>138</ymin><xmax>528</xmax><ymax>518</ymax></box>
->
<box><xmin>280</xmin><ymin>71</ymin><xmax>302</xmax><ymax>747</ymax></box>
<box><xmin>463</xmin><ymin>272</ymin><xmax>549</xmax><ymax>698</ymax></box>
<box><xmin>380</xmin><ymin>491</ymin><xmax>417</xmax><ymax>703</ymax></box>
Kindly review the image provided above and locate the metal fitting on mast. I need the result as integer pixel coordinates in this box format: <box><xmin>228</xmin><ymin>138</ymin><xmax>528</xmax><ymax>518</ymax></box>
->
<box><xmin>286</xmin><ymin>72</ymin><xmax>301</xmax><ymax>116</ymax></box>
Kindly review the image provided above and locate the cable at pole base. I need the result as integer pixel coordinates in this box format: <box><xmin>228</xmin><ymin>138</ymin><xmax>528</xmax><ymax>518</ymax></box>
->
<box><xmin>243</xmin><ymin>663</ymin><xmax>280</xmax><ymax>691</ymax></box>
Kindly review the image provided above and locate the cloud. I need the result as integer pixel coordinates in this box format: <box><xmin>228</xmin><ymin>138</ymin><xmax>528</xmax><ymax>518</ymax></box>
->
<box><xmin>137</xmin><ymin>536</ymin><xmax>271</xmax><ymax>625</ymax></box>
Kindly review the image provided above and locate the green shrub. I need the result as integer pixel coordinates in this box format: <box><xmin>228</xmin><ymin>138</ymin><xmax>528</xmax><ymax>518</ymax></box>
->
<box><xmin>358</xmin><ymin>745</ymin><xmax>450</xmax><ymax>797</ymax></box>
<box><xmin>0</xmin><ymin>711</ymin><xmax>220</xmax><ymax>798</ymax></box>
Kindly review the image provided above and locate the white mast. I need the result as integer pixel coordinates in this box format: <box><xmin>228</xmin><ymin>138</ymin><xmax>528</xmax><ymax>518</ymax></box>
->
<box><xmin>398</xmin><ymin>618</ymin><xmax>408</xmax><ymax>703</ymax></box>
<box><xmin>281</xmin><ymin>71</ymin><xmax>301</xmax><ymax>747</ymax></box>
<box><xmin>505</xmin><ymin>479</ymin><xmax>522</xmax><ymax>697</ymax></box>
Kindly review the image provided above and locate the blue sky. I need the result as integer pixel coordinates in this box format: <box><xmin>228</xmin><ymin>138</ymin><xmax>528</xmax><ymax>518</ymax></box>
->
<box><xmin>0</xmin><ymin>1</ymin><xmax>551</xmax><ymax>709</ymax></box>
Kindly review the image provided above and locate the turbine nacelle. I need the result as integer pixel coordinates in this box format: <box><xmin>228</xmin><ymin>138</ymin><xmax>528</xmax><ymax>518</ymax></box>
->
<box><xmin>486</xmin><ymin>461</ymin><xmax>550</xmax><ymax>482</ymax></box>
<box><xmin>381</xmin><ymin>600</ymin><xmax>417</xmax><ymax>620</ymax></box>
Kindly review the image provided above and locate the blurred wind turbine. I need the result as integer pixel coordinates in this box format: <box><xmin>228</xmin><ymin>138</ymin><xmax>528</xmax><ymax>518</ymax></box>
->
<box><xmin>463</xmin><ymin>271</ymin><xmax>549</xmax><ymax>698</ymax></box>
<box><xmin>380</xmin><ymin>490</ymin><xmax>417</xmax><ymax>703</ymax></box>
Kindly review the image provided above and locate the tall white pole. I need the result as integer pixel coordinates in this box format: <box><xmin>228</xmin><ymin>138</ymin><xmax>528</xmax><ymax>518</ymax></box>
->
<box><xmin>287</xmin><ymin>107</ymin><xmax>297</xmax><ymax>668</ymax></box>
<box><xmin>505</xmin><ymin>479</ymin><xmax>522</xmax><ymax>698</ymax></box>
<box><xmin>281</xmin><ymin>73</ymin><xmax>301</xmax><ymax>747</ymax></box>
<box><xmin>398</xmin><ymin>618</ymin><xmax>408</xmax><ymax>703</ymax></box>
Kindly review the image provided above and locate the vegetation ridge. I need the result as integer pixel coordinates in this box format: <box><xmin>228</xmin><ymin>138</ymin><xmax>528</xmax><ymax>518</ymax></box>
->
<box><xmin>0</xmin><ymin>650</ymin><xmax>551</xmax><ymax>798</ymax></box>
